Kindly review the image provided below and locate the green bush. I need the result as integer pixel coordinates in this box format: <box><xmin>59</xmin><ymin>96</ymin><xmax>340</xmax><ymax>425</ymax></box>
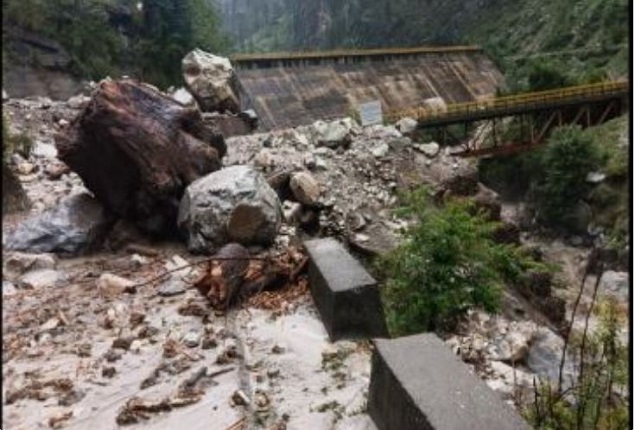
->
<box><xmin>529</xmin><ymin>126</ymin><xmax>602</xmax><ymax>229</ymax></box>
<box><xmin>2</xmin><ymin>114</ymin><xmax>33</xmax><ymax>164</ymax></box>
<box><xmin>377</xmin><ymin>188</ymin><xmax>542</xmax><ymax>335</ymax></box>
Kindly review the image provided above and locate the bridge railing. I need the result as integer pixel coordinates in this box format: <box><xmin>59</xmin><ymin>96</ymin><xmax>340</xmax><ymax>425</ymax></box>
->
<box><xmin>386</xmin><ymin>80</ymin><xmax>629</xmax><ymax>123</ymax></box>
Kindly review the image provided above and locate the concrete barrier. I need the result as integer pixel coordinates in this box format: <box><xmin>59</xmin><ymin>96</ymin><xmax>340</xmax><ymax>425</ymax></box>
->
<box><xmin>368</xmin><ymin>333</ymin><xmax>531</xmax><ymax>430</ymax></box>
<box><xmin>304</xmin><ymin>238</ymin><xmax>388</xmax><ymax>341</ymax></box>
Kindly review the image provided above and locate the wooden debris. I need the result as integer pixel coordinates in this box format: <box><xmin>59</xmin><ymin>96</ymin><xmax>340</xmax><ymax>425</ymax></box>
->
<box><xmin>48</xmin><ymin>411</ymin><xmax>73</xmax><ymax>429</ymax></box>
<box><xmin>115</xmin><ymin>391</ymin><xmax>203</xmax><ymax>426</ymax></box>
<box><xmin>192</xmin><ymin>245</ymin><xmax>308</xmax><ymax>310</ymax></box>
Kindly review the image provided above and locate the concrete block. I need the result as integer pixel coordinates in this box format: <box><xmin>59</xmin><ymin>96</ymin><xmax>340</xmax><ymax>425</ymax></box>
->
<box><xmin>304</xmin><ymin>238</ymin><xmax>388</xmax><ymax>341</ymax></box>
<box><xmin>368</xmin><ymin>333</ymin><xmax>531</xmax><ymax>430</ymax></box>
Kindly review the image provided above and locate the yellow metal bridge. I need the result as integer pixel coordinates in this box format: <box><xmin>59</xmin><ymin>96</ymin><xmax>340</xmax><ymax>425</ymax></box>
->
<box><xmin>386</xmin><ymin>80</ymin><xmax>629</xmax><ymax>157</ymax></box>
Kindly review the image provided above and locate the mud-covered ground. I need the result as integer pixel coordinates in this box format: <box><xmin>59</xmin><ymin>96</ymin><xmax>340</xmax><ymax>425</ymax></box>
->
<box><xmin>2</xmin><ymin>95</ymin><xmax>629</xmax><ymax>429</ymax></box>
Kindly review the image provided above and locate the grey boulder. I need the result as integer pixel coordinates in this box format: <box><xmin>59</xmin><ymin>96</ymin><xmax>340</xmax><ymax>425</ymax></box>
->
<box><xmin>4</xmin><ymin>192</ymin><xmax>115</xmax><ymax>256</ymax></box>
<box><xmin>178</xmin><ymin>165</ymin><xmax>282</xmax><ymax>253</ymax></box>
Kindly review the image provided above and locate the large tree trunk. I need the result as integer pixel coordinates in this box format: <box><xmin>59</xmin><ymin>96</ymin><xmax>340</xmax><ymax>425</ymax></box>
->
<box><xmin>55</xmin><ymin>79</ymin><xmax>226</xmax><ymax>236</ymax></box>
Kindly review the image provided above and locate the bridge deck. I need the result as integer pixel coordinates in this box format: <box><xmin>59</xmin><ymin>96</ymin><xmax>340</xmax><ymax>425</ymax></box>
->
<box><xmin>233</xmin><ymin>46</ymin><xmax>504</xmax><ymax>130</ymax></box>
<box><xmin>386</xmin><ymin>80</ymin><xmax>629</xmax><ymax>127</ymax></box>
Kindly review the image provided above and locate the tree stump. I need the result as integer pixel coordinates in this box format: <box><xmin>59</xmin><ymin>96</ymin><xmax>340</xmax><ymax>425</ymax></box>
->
<box><xmin>55</xmin><ymin>79</ymin><xmax>226</xmax><ymax>236</ymax></box>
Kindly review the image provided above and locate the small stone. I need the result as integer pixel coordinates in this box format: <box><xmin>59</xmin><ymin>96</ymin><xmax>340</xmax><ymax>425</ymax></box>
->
<box><xmin>395</xmin><ymin>117</ymin><xmax>418</xmax><ymax>134</ymax></box>
<box><xmin>112</xmin><ymin>337</ymin><xmax>134</xmax><ymax>351</ymax></box>
<box><xmin>201</xmin><ymin>336</ymin><xmax>218</xmax><ymax>350</ymax></box>
<box><xmin>3</xmin><ymin>281</ymin><xmax>17</xmax><ymax>296</ymax></box>
<box><xmin>102</xmin><ymin>366</ymin><xmax>116</xmax><ymax>379</ymax></box>
<box><xmin>266</xmin><ymin>369</ymin><xmax>281</xmax><ymax>379</ymax></box>
<box><xmin>586</xmin><ymin>172</ymin><xmax>606</xmax><ymax>183</ymax></box>
<box><xmin>4</xmin><ymin>252</ymin><xmax>57</xmax><ymax>279</ymax></box>
<box><xmin>104</xmin><ymin>349</ymin><xmax>123</xmax><ymax>363</ymax></box>
<box><xmin>183</xmin><ymin>331</ymin><xmax>201</xmax><ymax>348</ymax></box>
<box><xmin>45</xmin><ymin>161</ymin><xmax>70</xmax><ymax>180</ymax></box>
<box><xmin>76</xmin><ymin>343</ymin><xmax>92</xmax><ymax>357</ymax></box>
<box><xmin>40</xmin><ymin>317</ymin><xmax>60</xmax><ymax>331</ymax></box>
<box><xmin>16</xmin><ymin>162</ymin><xmax>36</xmax><ymax>175</ymax></box>
<box><xmin>370</xmin><ymin>142</ymin><xmax>390</xmax><ymax>158</ymax></box>
<box><xmin>97</xmin><ymin>273</ymin><xmax>134</xmax><ymax>297</ymax></box>
<box><xmin>20</xmin><ymin>269</ymin><xmax>61</xmax><ymax>289</ymax></box>
<box><xmin>415</xmin><ymin>142</ymin><xmax>440</xmax><ymax>158</ymax></box>
<box><xmin>231</xmin><ymin>389</ymin><xmax>250</xmax><ymax>406</ymax></box>
<box><xmin>104</xmin><ymin>302</ymin><xmax>130</xmax><ymax>329</ymax></box>
<box><xmin>157</xmin><ymin>277</ymin><xmax>186</xmax><ymax>297</ymax></box>
<box><xmin>271</xmin><ymin>344</ymin><xmax>285</xmax><ymax>354</ymax></box>
<box><xmin>290</xmin><ymin>171</ymin><xmax>320</xmax><ymax>206</ymax></box>
<box><xmin>58</xmin><ymin>118</ymin><xmax>70</xmax><ymax>127</ymax></box>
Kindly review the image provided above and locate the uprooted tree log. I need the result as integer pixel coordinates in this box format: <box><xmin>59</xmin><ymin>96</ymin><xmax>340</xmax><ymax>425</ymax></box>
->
<box><xmin>193</xmin><ymin>243</ymin><xmax>308</xmax><ymax>310</ymax></box>
<box><xmin>55</xmin><ymin>79</ymin><xmax>226</xmax><ymax>236</ymax></box>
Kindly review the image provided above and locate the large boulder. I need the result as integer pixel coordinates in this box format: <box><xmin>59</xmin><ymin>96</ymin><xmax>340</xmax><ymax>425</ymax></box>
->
<box><xmin>4</xmin><ymin>192</ymin><xmax>115</xmax><ymax>256</ymax></box>
<box><xmin>55</xmin><ymin>79</ymin><xmax>225</xmax><ymax>236</ymax></box>
<box><xmin>178</xmin><ymin>166</ymin><xmax>282</xmax><ymax>253</ymax></box>
<box><xmin>182</xmin><ymin>49</ymin><xmax>240</xmax><ymax>113</ymax></box>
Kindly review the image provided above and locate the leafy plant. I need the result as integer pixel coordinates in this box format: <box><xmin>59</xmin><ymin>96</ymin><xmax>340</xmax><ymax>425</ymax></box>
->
<box><xmin>377</xmin><ymin>188</ymin><xmax>543</xmax><ymax>335</ymax></box>
<box><xmin>529</xmin><ymin>125</ymin><xmax>602</xmax><ymax>230</ymax></box>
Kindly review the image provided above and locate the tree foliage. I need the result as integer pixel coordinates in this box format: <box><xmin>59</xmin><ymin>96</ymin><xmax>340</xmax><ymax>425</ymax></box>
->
<box><xmin>3</xmin><ymin>0</ymin><xmax>227</xmax><ymax>88</ymax></box>
<box><xmin>529</xmin><ymin>126</ymin><xmax>602</xmax><ymax>230</ymax></box>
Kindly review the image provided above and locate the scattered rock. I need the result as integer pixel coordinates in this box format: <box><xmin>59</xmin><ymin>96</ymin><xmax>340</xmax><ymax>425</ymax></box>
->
<box><xmin>4</xmin><ymin>192</ymin><xmax>115</xmax><ymax>256</ymax></box>
<box><xmin>414</xmin><ymin>142</ymin><xmax>440</xmax><ymax>158</ymax></box>
<box><xmin>182</xmin><ymin>49</ymin><xmax>240</xmax><ymax>113</ymax></box>
<box><xmin>19</xmin><ymin>269</ymin><xmax>61</xmax><ymax>289</ymax></box>
<box><xmin>3</xmin><ymin>252</ymin><xmax>57</xmax><ymax>280</ymax></box>
<box><xmin>491</xmin><ymin>330</ymin><xmax>532</xmax><ymax>364</ymax></box>
<box><xmin>527</xmin><ymin>328</ymin><xmax>568</xmax><ymax>382</ymax></box>
<box><xmin>311</xmin><ymin>119</ymin><xmax>355</xmax><ymax>148</ymax></box>
<box><xmin>183</xmin><ymin>331</ymin><xmax>201</xmax><ymax>348</ymax></box>
<box><xmin>97</xmin><ymin>273</ymin><xmax>135</xmax><ymax>297</ymax></box>
<box><xmin>586</xmin><ymin>172</ymin><xmax>606</xmax><ymax>184</ymax></box>
<box><xmin>395</xmin><ymin>117</ymin><xmax>418</xmax><ymax>134</ymax></box>
<box><xmin>171</xmin><ymin>87</ymin><xmax>196</xmax><ymax>106</ymax></box>
<box><xmin>44</xmin><ymin>161</ymin><xmax>70</xmax><ymax>180</ymax></box>
<box><xmin>370</xmin><ymin>142</ymin><xmax>390</xmax><ymax>158</ymax></box>
<box><xmin>66</xmin><ymin>94</ymin><xmax>90</xmax><ymax>109</ymax></box>
<box><xmin>102</xmin><ymin>367</ymin><xmax>117</xmax><ymax>379</ymax></box>
<box><xmin>599</xmin><ymin>271</ymin><xmax>628</xmax><ymax>300</ymax></box>
<box><xmin>157</xmin><ymin>277</ymin><xmax>187</xmax><ymax>297</ymax></box>
<box><xmin>289</xmin><ymin>171</ymin><xmax>320</xmax><ymax>206</ymax></box>
<box><xmin>112</xmin><ymin>337</ymin><xmax>134</xmax><ymax>351</ymax></box>
<box><xmin>473</xmin><ymin>183</ymin><xmax>501</xmax><ymax>221</ymax></box>
<box><xmin>3</xmin><ymin>281</ymin><xmax>17</xmax><ymax>296</ymax></box>
<box><xmin>16</xmin><ymin>162</ymin><xmax>36</xmax><ymax>175</ymax></box>
<box><xmin>178</xmin><ymin>165</ymin><xmax>282</xmax><ymax>253</ymax></box>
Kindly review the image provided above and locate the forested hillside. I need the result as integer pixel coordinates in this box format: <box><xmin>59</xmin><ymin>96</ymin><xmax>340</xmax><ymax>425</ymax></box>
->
<box><xmin>216</xmin><ymin>0</ymin><xmax>629</xmax><ymax>86</ymax></box>
<box><xmin>3</xmin><ymin>0</ymin><xmax>228</xmax><ymax>88</ymax></box>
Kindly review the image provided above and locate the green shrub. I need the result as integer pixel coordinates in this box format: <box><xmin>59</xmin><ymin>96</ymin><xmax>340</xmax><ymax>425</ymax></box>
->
<box><xmin>2</xmin><ymin>115</ymin><xmax>33</xmax><ymax>163</ymax></box>
<box><xmin>529</xmin><ymin>126</ymin><xmax>601</xmax><ymax>229</ymax></box>
<box><xmin>377</xmin><ymin>188</ymin><xmax>542</xmax><ymax>335</ymax></box>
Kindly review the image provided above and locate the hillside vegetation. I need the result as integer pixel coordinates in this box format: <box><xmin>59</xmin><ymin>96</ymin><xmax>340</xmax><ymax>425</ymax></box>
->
<box><xmin>216</xmin><ymin>0</ymin><xmax>628</xmax><ymax>86</ymax></box>
<box><xmin>2</xmin><ymin>0</ymin><xmax>228</xmax><ymax>88</ymax></box>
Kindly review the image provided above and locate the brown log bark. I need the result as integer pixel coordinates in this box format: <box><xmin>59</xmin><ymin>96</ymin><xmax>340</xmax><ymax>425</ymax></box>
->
<box><xmin>194</xmin><ymin>243</ymin><xmax>250</xmax><ymax>310</ymax></box>
<box><xmin>55</xmin><ymin>79</ymin><xmax>226</xmax><ymax>236</ymax></box>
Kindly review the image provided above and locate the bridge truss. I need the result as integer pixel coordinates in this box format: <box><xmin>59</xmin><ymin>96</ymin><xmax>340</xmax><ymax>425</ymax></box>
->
<box><xmin>386</xmin><ymin>80</ymin><xmax>630</xmax><ymax>157</ymax></box>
